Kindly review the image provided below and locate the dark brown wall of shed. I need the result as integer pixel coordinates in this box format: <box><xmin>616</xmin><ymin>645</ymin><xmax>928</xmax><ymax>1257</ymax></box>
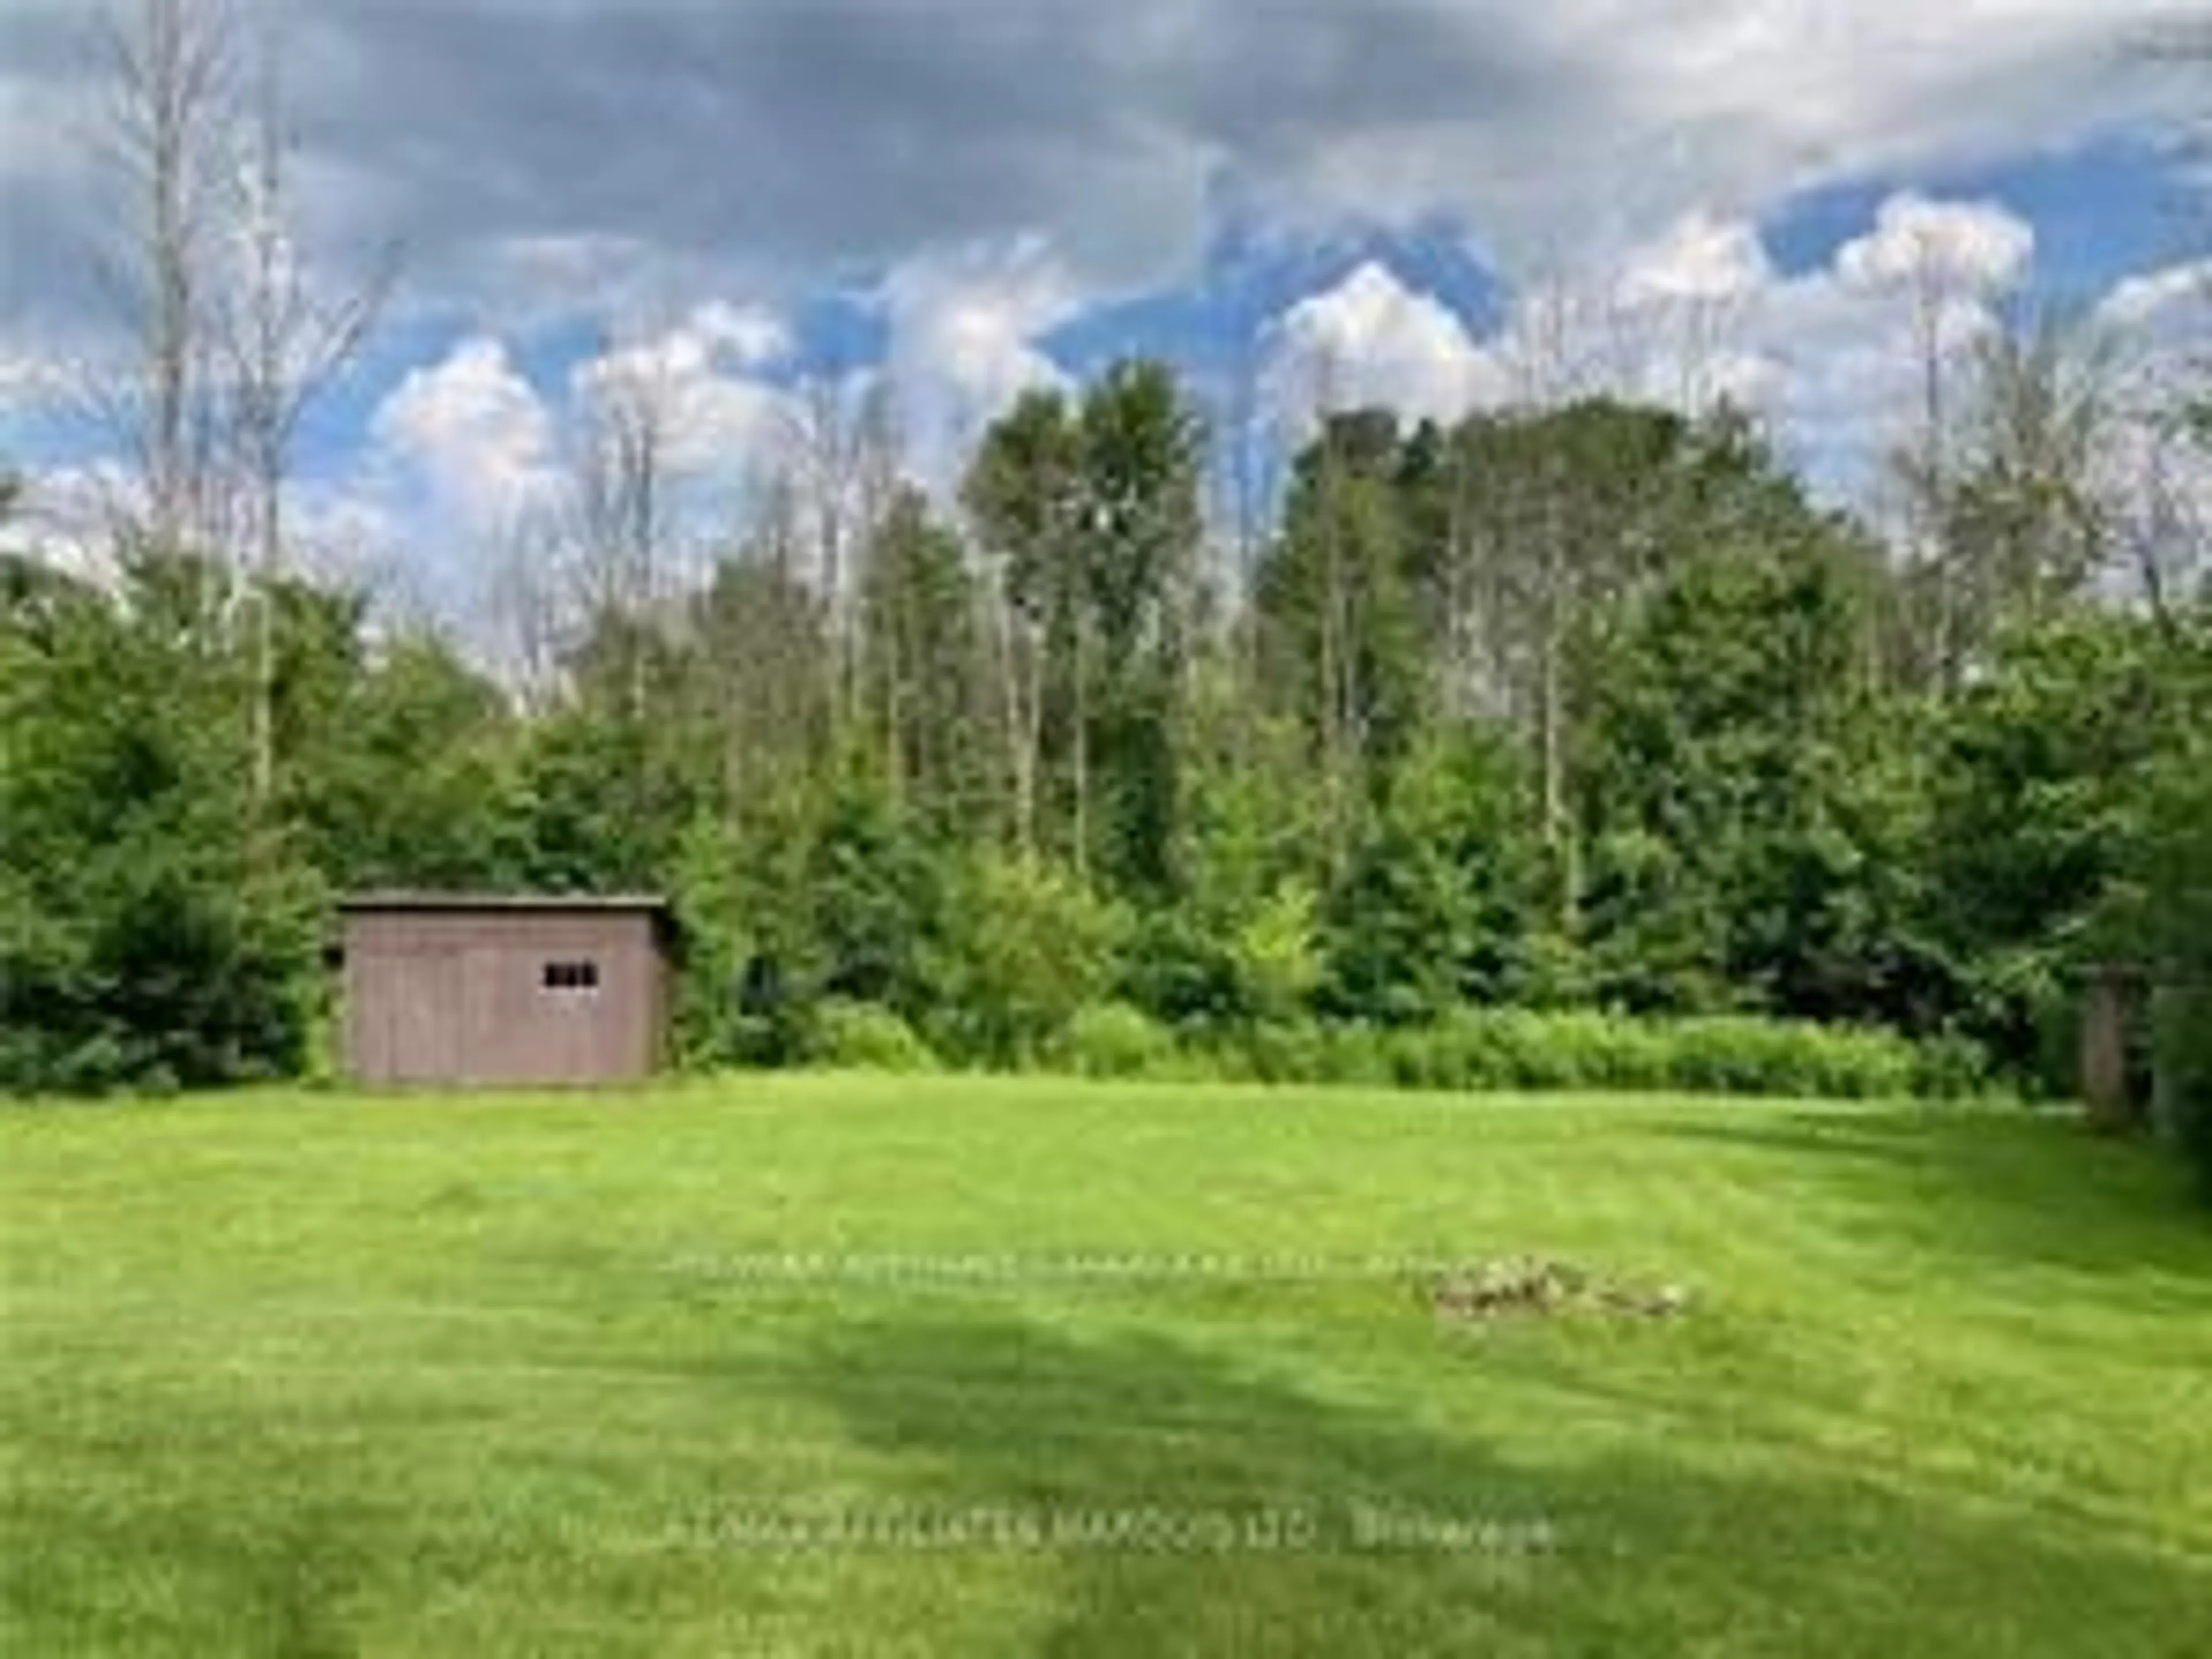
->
<box><xmin>649</xmin><ymin>941</ymin><xmax>672</xmax><ymax>1071</ymax></box>
<box><xmin>342</xmin><ymin>910</ymin><xmax>669</xmax><ymax>1088</ymax></box>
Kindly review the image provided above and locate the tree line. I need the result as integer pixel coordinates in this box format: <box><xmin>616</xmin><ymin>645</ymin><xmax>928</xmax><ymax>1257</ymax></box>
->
<box><xmin>4</xmin><ymin>362</ymin><xmax>2209</xmax><ymax>1096</ymax></box>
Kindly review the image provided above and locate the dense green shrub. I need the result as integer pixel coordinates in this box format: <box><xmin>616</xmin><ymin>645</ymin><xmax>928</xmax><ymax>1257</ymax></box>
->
<box><xmin>809</xmin><ymin>1001</ymin><xmax>941</xmax><ymax>1074</ymax></box>
<box><xmin>1183</xmin><ymin>1008</ymin><xmax>1965</xmax><ymax>1102</ymax></box>
<box><xmin>300</xmin><ymin>1002</ymin><xmax>340</xmax><ymax>1091</ymax></box>
<box><xmin>1923</xmin><ymin>612</ymin><xmax>2183</xmax><ymax>1093</ymax></box>
<box><xmin>671</xmin><ymin>771</ymin><xmax>949</xmax><ymax>1071</ymax></box>
<box><xmin>1218</xmin><ymin>1020</ymin><xmax>1325</xmax><ymax>1086</ymax></box>
<box><xmin>1707</xmin><ymin>1018</ymin><xmax>1910</xmax><ymax>1099</ymax></box>
<box><xmin>1055</xmin><ymin>1002</ymin><xmax>1180</xmax><ymax>1079</ymax></box>
<box><xmin>2126</xmin><ymin>676</ymin><xmax>2212</xmax><ymax>1199</ymax></box>
<box><xmin>0</xmin><ymin>556</ymin><xmax>326</xmax><ymax>1096</ymax></box>
<box><xmin>0</xmin><ymin>856</ymin><xmax>322</xmax><ymax>1096</ymax></box>
<box><xmin>1318</xmin><ymin>1022</ymin><xmax>1397</xmax><ymax>1088</ymax></box>
<box><xmin>926</xmin><ymin>855</ymin><xmax>1129</xmax><ymax>1068</ymax></box>
<box><xmin>1124</xmin><ymin>874</ymin><xmax>1325</xmax><ymax>1038</ymax></box>
<box><xmin>1361</xmin><ymin>1009</ymin><xmax>1934</xmax><ymax>1100</ymax></box>
<box><xmin>1524</xmin><ymin>1009</ymin><xmax>1671</xmax><ymax>1090</ymax></box>
<box><xmin>2139</xmin><ymin>786</ymin><xmax>2212</xmax><ymax>1197</ymax></box>
<box><xmin>1909</xmin><ymin>1032</ymin><xmax>1996</xmax><ymax>1104</ymax></box>
<box><xmin>1317</xmin><ymin>733</ymin><xmax>1536</xmax><ymax>1027</ymax></box>
<box><xmin>1206</xmin><ymin>1020</ymin><xmax>1398</xmax><ymax>1088</ymax></box>
<box><xmin>1437</xmin><ymin>1009</ymin><xmax>1648</xmax><ymax>1090</ymax></box>
<box><xmin>2152</xmin><ymin>989</ymin><xmax>2212</xmax><ymax>1199</ymax></box>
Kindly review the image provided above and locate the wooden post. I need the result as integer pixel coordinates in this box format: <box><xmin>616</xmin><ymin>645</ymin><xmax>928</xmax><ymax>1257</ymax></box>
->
<box><xmin>2080</xmin><ymin>965</ymin><xmax>2138</xmax><ymax>1136</ymax></box>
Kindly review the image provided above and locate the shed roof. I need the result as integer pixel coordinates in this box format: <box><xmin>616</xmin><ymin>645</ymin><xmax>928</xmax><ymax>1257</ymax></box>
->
<box><xmin>338</xmin><ymin>892</ymin><xmax>671</xmax><ymax>915</ymax></box>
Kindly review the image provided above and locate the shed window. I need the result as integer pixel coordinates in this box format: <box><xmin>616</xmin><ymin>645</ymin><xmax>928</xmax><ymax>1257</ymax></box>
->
<box><xmin>542</xmin><ymin>960</ymin><xmax>600</xmax><ymax>993</ymax></box>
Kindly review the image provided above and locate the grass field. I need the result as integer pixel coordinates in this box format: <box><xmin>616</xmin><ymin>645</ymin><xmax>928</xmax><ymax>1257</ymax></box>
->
<box><xmin>3</xmin><ymin>1075</ymin><xmax>2210</xmax><ymax>1657</ymax></box>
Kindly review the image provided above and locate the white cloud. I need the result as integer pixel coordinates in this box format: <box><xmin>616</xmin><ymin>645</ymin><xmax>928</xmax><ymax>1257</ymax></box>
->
<box><xmin>1507</xmin><ymin>195</ymin><xmax>2041</xmax><ymax>498</ymax></box>
<box><xmin>1835</xmin><ymin>194</ymin><xmax>2037</xmax><ymax>296</ymax></box>
<box><xmin>688</xmin><ymin>301</ymin><xmax>792</xmax><ymax>370</ymax></box>
<box><xmin>348</xmin><ymin>306</ymin><xmax>802</xmax><ymax>618</ymax></box>
<box><xmin>1266</xmin><ymin>260</ymin><xmax>1499</xmax><ymax>425</ymax></box>
<box><xmin>2098</xmin><ymin>257</ymin><xmax>2212</xmax><ymax>467</ymax></box>
<box><xmin>0</xmin><ymin>343</ymin><xmax>51</xmax><ymax>404</ymax></box>
<box><xmin>570</xmin><ymin>302</ymin><xmax>797</xmax><ymax>474</ymax></box>
<box><xmin>2099</xmin><ymin>259</ymin><xmax>2212</xmax><ymax>331</ymax></box>
<box><xmin>285</xmin><ymin>478</ymin><xmax>408</xmax><ymax>585</ymax></box>
<box><xmin>5</xmin><ymin>458</ymin><xmax>134</xmax><ymax>581</ymax></box>
<box><xmin>1254</xmin><ymin>192</ymin><xmax>2051</xmax><ymax>507</ymax></box>
<box><xmin>878</xmin><ymin>238</ymin><xmax>1081</xmax><ymax>480</ymax></box>
<box><xmin>1259</xmin><ymin>214</ymin><xmax>1793</xmax><ymax>435</ymax></box>
<box><xmin>1248</xmin><ymin>1</ymin><xmax>2180</xmax><ymax>276</ymax></box>
<box><xmin>369</xmin><ymin>336</ymin><xmax>560</xmax><ymax>534</ymax></box>
<box><xmin>1751</xmin><ymin>198</ymin><xmax>2039</xmax><ymax>498</ymax></box>
<box><xmin>1616</xmin><ymin>210</ymin><xmax>1774</xmax><ymax>308</ymax></box>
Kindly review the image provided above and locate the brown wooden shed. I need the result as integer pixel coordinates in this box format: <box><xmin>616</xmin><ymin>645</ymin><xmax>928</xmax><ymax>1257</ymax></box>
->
<box><xmin>338</xmin><ymin>895</ymin><xmax>676</xmax><ymax>1088</ymax></box>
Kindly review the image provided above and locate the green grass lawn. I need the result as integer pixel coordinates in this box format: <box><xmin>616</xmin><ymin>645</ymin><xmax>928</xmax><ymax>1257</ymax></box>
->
<box><xmin>3</xmin><ymin>1076</ymin><xmax>2210</xmax><ymax>1657</ymax></box>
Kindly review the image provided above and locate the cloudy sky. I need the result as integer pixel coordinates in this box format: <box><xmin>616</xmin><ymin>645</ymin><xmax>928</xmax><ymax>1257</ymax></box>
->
<box><xmin>1</xmin><ymin>0</ymin><xmax>2206</xmax><ymax>612</ymax></box>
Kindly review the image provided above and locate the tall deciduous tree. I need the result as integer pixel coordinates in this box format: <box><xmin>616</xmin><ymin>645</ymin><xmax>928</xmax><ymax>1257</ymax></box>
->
<box><xmin>964</xmin><ymin>386</ymin><xmax>1086</xmax><ymax>861</ymax></box>
<box><xmin>859</xmin><ymin>485</ymin><xmax>988</xmax><ymax>831</ymax></box>
<box><xmin>1935</xmin><ymin>305</ymin><xmax>2119</xmax><ymax>658</ymax></box>
<box><xmin>1074</xmin><ymin>359</ymin><xmax>1205</xmax><ymax>893</ymax></box>
<box><xmin>1257</xmin><ymin>407</ymin><xmax>1428</xmax><ymax>862</ymax></box>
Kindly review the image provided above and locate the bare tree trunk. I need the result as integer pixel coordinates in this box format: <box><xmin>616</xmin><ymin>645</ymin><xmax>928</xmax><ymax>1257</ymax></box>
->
<box><xmin>84</xmin><ymin>0</ymin><xmax>240</xmax><ymax>582</ymax></box>
<box><xmin>1442</xmin><ymin>430</ymin><xmax>1478</xmax><ymax>719</ymax></box>
<box><xmin>1537</xmin><ymin>607</ymin><xmax>1568</xmax><ymax>914</ymax></box>
<box><xmin>884</xmin><ymin>610</ymin><xmax>907</xmax><ymax>804</ymax></box>
<box><xmin>787</xmin><ymin>374</ymin><xmax>897</xmax><ymax>738</ymax></box>
<box><xmin>246</xmin><ymin>127</ymin><xmax>282</xmax><ymax>802</ymax></box>
<box><xmin>1318</xmin><ymin>467</ymin><xmax>1346</xmax><ymax>869</ymax></box>
<box><xmin>487</xmin><ymin>507</ymin><xmax>570</xmax><ymax>714</ymax></box>
<box><xmin>1222</xmin><ymin>335</ymin><xmax>1274</xmax><ymax>764</ymax></box>
<box><xmin>573</xmin><ymin>350</ymin><xmax>676</xmax><ymax>722</ymax></box>
<box><xmin>135</xmin><ymin>0</ymin><xmax>221</xmax><ymax>551</ymax></box>
<box><xmin>1539</xmin><ymin>546</ymin><xmax>1575</xmax><ymax>925</ymax></box>
<box><xmin>1532</xmin><ymin>448</ymin><xmax>1578</xmax><ymax>929</ymax></box>
<box><xmin>1912</xmin><ymin>264</ymin><xmax>1957</xmax><ymax>692</ymax></box>
<box><xmin>628</xmin><ymin>416</ymin><xmax>660</xmax><ymax>723</ymax></box>
<box><xmin>2126</xmin><ymin>417</ymin><xmax>2204</xmax><ymax>635</ymax></box>
<box><xmin>209</xmin><ymin>30</ymin><xmax>389</xmax><ymax>809</ymax></box>
<box><xmin>985</xmin><ymin>553</ymin><xmax>1037</xmax><ymax>857</ymax></box>
<box><xmin>1071</xmin><ymin>601</ymin><xmax>1090</xmax><ymax>880</ymax></box>
<box><xmin>851</xmin><ymin>378</ymin><xmax>900</xmax><ymax>740</ymax></box>
<box><xmin>1305</xmin><ymin>355</ymin><xmax>1353</xmax><ymax>873</ymax></box>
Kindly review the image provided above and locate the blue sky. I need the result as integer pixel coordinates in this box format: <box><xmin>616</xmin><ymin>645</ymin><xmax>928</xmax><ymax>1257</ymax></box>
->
<box><xmin>0</xmin><ymin>0</ymin><xmax>2205</xmax><ymax>615</ymax></box>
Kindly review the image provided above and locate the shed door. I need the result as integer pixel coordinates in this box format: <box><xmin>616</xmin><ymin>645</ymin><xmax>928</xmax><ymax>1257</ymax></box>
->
<box><xmin>383</xmin><ymin>949</ymin><xmax>464</xmax><ymax>1085</ymax></box>
<box><xmin>459</xmin><ymin>944</ymin><xmax>593</xmax><ymax>1085</ymax></box>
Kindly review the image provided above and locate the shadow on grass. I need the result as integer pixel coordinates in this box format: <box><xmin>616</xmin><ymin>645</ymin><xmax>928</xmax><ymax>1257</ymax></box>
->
<box><xmin>781</xmin><ymin>1313</ymin><xmax>2211</xmax><ymax>1658</ymax></box>
<box><xmin>1651</xmin><ymin>1105</ymin><xmax>2212</xmax><ymax>1296</ymax></box>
